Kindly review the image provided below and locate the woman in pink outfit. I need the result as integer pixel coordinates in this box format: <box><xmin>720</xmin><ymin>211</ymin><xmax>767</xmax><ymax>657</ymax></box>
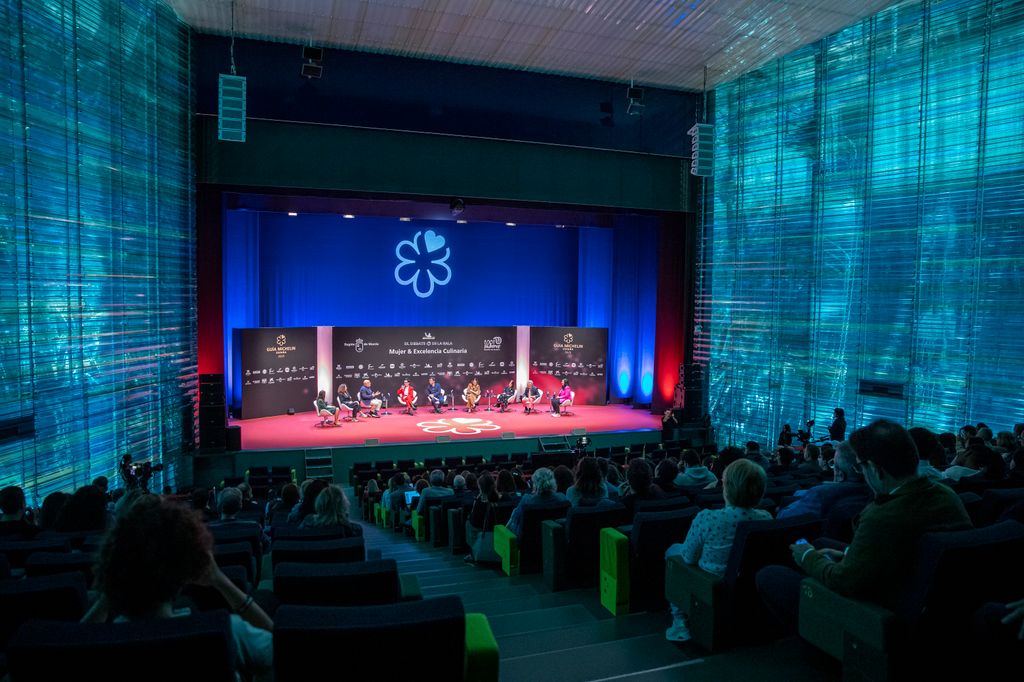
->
<box><xmin>551</xmin><ymin>378</ymin><xmax>572</xmax><ymax>417</ymax></box>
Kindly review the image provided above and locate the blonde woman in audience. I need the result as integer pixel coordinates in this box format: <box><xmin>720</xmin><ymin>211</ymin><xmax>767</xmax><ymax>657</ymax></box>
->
<box><xmin>663</xmin><ymin>459</ymin><xmax>771</xmax><ymax>641</ymax></box>
<box><xmin>300</xmin><ymin>484</ymin><xmax>362</xmax><ymax>537</ymax></box>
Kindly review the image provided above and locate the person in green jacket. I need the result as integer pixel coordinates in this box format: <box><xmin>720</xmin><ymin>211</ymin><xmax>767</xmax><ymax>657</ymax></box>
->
<box><xmin>757</xmin><ymin>419</ymin><xmax>971</xmax><ymax>629</ymax></box>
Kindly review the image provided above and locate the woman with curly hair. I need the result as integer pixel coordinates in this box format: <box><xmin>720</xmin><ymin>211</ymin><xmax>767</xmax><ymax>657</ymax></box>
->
<box><xmin>84</xmin><ymin>494</ymin><xmax>273</xmax><ymax>679</ymax></box>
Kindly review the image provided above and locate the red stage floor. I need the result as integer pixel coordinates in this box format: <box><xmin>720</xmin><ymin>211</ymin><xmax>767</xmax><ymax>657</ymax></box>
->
<box><xmin>230</xmin><ymin>404</ymin><xmax>660</xmax><ymax>450</ymax></box>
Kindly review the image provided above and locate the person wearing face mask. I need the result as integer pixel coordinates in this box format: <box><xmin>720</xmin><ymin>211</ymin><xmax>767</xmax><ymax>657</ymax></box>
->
<box><xmin>756</xmin><ymin>419</ymin><xmax>972</xmax><ymax>632</ymax></box>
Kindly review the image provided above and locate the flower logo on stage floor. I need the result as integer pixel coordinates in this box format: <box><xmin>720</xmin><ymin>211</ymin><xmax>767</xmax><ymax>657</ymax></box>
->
<box><xmin>395</xmin><ymin>230</ymin><xmax>452</xmax><ymax>298</ymax></box>
<box><xmin>416</xmin><ymin>417</ymin><xmax>501</xmax><ymax>435</ymax></box>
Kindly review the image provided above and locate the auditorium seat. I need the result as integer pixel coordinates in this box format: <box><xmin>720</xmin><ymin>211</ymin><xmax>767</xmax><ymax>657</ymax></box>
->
<box><xmin>542</xmin><ymin>504</ymin><xmax>630</xmax><ymax>591</ymax></box>
<box><xmin>976</xmin><ymin>488</ymin><xmax>1024</xmax><ymax>526</ymax></box>
<box><xmin>24</xmin><ymin>551</ymin><xmax>95</xmax><ymax>582</ymax></box>
<box><xmin>494</xmin><ymin>499</ymin><xmax>570</xmax><ymax>576</ymax></box>
<box><xmin>5</xmin><ymin>609</ymin><xmax>236</xmax><ymax>682</ymax></box>
<box><xmin>273</xmin><ymin>559</ymin><xmax>420</xmax><ymax>606</ymax></box>
<box><xmin>464</xmin><ymin>455</ymin><xmax>484</xmax><ymax>466</ymax></box>
<box><xmin>0</xmin><ymin>554</ymin><xmax>9</xmax><ymax>580</ymax></box>
<box><xmin>823</xmin><ymin>496</ymin><xmax>871</xmax><ymax>543</ymax></box>
<box><xmin>0</xmin><ymin>538</ymin><xmax>70</xmax><ymax>569</ymax></box>
<box><xmin>423</xmin><ymin>457</ymin><xmax>443</xmax><ymax>469</ymax></box>
<box><xmin>273</xmin><ymin>596</ymin><xmax>498</xmax><ymax>682</ymax></box>
<box><xmin>600</xmin><ymin>506</ymin><xmax>700</xmax><ymax>615</ymax></box>
<box><xmin>212</xmin><ymin>541</ymin><xmax>255</xmax><ymax>584</ymax></box>
<box><xmin>411</xmin><ymin>495</ymin><xmax>450</xmax><ymax>541</ymax></box>
<box><xmin>432</xmin><ymin>497</ymin><xmax>469</xmax><ymax>548</ymax></box>
<box><xmin>634</xmin><ymin>496</ymin><xmax>696</xmax><ymax>515</ymax></box>
<box><xmin>271</xmin><ymin>525</ymin><xmax>357</xmax><ymax>542</ymax></box>
<box><xmin>799</xmin><ymin>520</ymin><xmax>1024</xmax><ymax>680</ymax></box>
<box><xmin>182</xmin><ymin>564</ymin><xmax>250</xmax><ymax>612</ymax></box>
<box><xmin>271</xmin><ymin>537</ymin><xmax>366</xmax><ymax>567</ymax></box>
<box><xmin>665</xmin><ymin>514</ymin><xmax>824</xmax><ymax>651</ymax></box>
<box><xmin>0</xmin><ymin>572</ymin><xmax>88</xmax><ymax>654</ymax></box>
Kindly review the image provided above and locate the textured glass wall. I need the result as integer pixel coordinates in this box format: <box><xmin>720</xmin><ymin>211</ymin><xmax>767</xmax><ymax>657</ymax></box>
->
<box><xmin>708</xmin><ymin>0</ymin><xmax>1024</xmax><ymax>446</ymax></box>
<box><xmin>0</xmin><ymin>1</ymin><xmax>194</xmax><ymax>499</ymax></box>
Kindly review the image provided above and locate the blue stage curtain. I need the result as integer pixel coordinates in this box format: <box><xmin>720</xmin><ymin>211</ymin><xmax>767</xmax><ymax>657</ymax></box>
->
<box><xmin>607</xmin><ymin>221</ymin><xmax>658</xmax><ymax>402</ymax></box>
<box><xmin>223</xmin><ymin>212</ymin><xmax>659</xmax><ymax>404</ymax></box>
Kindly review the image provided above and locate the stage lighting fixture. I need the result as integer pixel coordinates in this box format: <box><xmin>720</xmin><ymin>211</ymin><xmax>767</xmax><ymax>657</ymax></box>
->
<box><xmin>399</xmin><ymin>217</ymin><xmax>411</xmax><ymax>222</ymax></box>
<box><xmin>456</xmin><ymin>219</ymin><xmax>468</xmax><ymax>224</ymax></box>
<box><xmin>342</xmin><ymin>214</ymin><xmax>355</xmax><ymax>219</ymax></box>
<box><xmin>449</xmin><ymin>198</ymin><xmax>465</xmax><ymax>216</ymax></box>
<box><xmin>287</xmin><ymin>212</ymin><xmax>298</xmax><ymax>216</ymax></box>
<box><xmin>506</xmin><ymin>222</ymin><xmax>516</xmax><ymax>227</ymax></box>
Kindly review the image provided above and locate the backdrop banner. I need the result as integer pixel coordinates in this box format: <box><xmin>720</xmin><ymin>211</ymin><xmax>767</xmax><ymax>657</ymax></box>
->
<box><xmin>529</xmin><ymin>326</ymin><xmax>608</xmax><ymax>404</ymax></box>
<box><xmin>237</xmin><ymin>327</ymin><xmax>318</xmax><ymax>418</ymax></box>
<box><xmin>332</xmin><ymin>326</ymin><xmax>517</xmax><ymax>408</ymax></box>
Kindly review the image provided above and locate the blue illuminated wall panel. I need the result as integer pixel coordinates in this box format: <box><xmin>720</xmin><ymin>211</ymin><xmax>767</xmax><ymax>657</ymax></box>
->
<box><xmin>0</xmin><ymin>1</ymin><xmax>194</xmax><ymax>499</ymax></box>
<box><xmin>708</xmin><ymin>0</ymin><xmax>1024</xmax><ymax>445</ymax></box>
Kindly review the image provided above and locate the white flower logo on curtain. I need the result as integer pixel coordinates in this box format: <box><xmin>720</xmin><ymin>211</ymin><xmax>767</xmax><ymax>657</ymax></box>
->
<box><xmin>394</xmin><ymin>230</ymin><xmax>452</xmax><ymax>298</ymax></box>
<box><xmin>416</xmin><ymin>417</ymin><xmax>501</xmax><ymax>435</ymax></box>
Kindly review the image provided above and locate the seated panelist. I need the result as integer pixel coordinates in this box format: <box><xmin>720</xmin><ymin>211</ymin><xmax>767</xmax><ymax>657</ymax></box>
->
<box><xmin>358</xmin><ymin>379</ymin><xmax>383</xmax><ymax>418</ymax></box>
<box><xmin>426</xmin><ymin>376</ymin><xmax>446</xmax><ymax>414</ymax></box>
<box><xmin>397</xmin><ymin>379</ymin><xmax>417</xmax><ymax>415</ymax></box>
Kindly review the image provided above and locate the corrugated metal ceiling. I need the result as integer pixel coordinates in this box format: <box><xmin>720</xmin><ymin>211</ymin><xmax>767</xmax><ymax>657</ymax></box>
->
<box><xmin>165</xmin><ymin>0</ymin><xmax>908</xmax><ymax>91</ymax></box>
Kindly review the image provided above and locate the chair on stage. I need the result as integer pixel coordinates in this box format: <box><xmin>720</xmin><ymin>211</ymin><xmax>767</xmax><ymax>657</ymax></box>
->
<box><xmin>313</xmin><ymin>400</ymin><xmax>337</xmax><ymax>427</ymax></box>
<box><xmin>399</xmin><ymin>390</ymin><xmax>418</xmax><ymax>415</ymax></box>
<box><xmin>559</xmin><ymin>391</ymin><xmax>576</xmax><ymax>416</ymax></box>
<box><xmin>335</xmin><ymin>396</ymin><xmax>358</xmax><ymax>421</ymax></box>
<box><xmin>461</xmin><ymin>389</ymin><xmax>478</xmax><ymax>412</ymax></box>
<box><xmin>427</xmin><ymin>389</ymin><xmax>447</xmax><ymax>413</ymax></box>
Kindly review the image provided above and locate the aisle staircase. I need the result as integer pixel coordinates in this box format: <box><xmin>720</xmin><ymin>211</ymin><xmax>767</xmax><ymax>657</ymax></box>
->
<box><xmin>358</xmin><ymin>517</ymin><xmax>839</xmax><ymax>682</ymax></box>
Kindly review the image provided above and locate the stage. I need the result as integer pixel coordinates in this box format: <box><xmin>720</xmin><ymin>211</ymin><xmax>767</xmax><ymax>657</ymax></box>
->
<box><xmin>229</xmin><ymin>404</ymin><xmax>661</xmax><ymax>450</ymax></box>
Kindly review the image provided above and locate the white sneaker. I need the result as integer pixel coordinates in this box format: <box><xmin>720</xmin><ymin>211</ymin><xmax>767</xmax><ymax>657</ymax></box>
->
<box><xmin>665</xmin><ymin>620</ymin><xmax>691</xmax><ymax>642</ymax></box>
<box><xmin>663</xmin><ymin>618</ymin><xmax>696</xmax><ymax>638</ymax></box>
<box><xmin>551</xmin><ymin>413</ymin><xmax>560</xmax><ymax>418</ymax></box>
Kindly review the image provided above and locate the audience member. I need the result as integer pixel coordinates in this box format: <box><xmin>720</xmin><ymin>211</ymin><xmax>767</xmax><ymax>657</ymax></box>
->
<box><xmin>496</xmin><ymin>470</ymin><xmax>519</xmax><ymax>500</ymax></box>
<box><xmin>566</xmin><ymin>457</ymin><xmax>614</xmax><ymax>507</ymax></box>
<box><xmin>664</xmin><ymin>459</ymin><xmax>771</xmax><ymax>641</ymax></box>
<box><xmin>0</xmin><ymin>485</ymin><xmax>40</xmax><ymax>539</ymax></box>
<box><xmin>288</xmin><ymin>478</ymin><xmax>329</xmax><ymax>524</ymax></box>
<box><xmin>777</xmin><ymin>442</ymin><xmax>871</xmax><ymax>519</ymax></box>
<box><xmin>768</xmin><ymin>447</ymin><xmax>797</xmax><ymax>476</ymax></box>
<box><xmin>414</xmin><ymin>478</ymin><xmax>429</xmax><ymax>494</ymax></box>
<box><xmin>944</xmin><ymin>444</ymin><xmax>1004</xmax><ymax>482</ymax></box>
<box><xmin>267</xmin><ymin>483</ymin><xmax>300</xmax><ymax>519</ymax></box>
<box><xmin>464</xmin><ymin>471</ymin><xmax>479</xmax><ymax>492</ymax></box>
<box><xmin>506</xmin><ymin>468</ymin><xmax>568</xmax><ymax>536</ymax></box>
<box><xmin>995</xmin><ymin>431</ymin><xmax>1016</xmax><ymax>455</ymax></box>
<box><xmin>652</xmin><ymin>459</ymin><xmax>682</xmax><ymax>496</ymax></box>
<box><xmin>299</xmin><ymin>484</ymin><xmax>362</xmax><ymax>536</ymax></box>
<box><xmin>236</xmin><ymin>482</ymin><xmax>260</xmax><ymax>514</ymax></box>
<box><xmin>675</xmin><ymin>449</ymin><xmax>718</xmax><ymax>488</ymax></box>
<box><xmin>553</xmin><ymin>465</ymin><xmax>574</xmax><ymax>494</ymax></box>
<box><xmin>757</xmin><ymin>419</ymin><xmax>972</xmax><ymax>632</ymax></box>
<box><xmin>37</xmin><ymin>491</ymin><xmax>69</xmax><ymax>531</ymax></box>
<box><xmin>416</xmin><ymin>469</ymin><xmax>454</xmax><ymax>512</ymax></box>
<box><xmin>595</xmin><ymin>458</ymin><xmax>620</xmax><ymax>499</ymax></box>
<box><xmin>382</xmin><ymin>473</ymin><xmax>413</xmax><ymax>512</ymax></box>
<box><xmin>909</xmin><ymin>426</ymin><xmax>946</xmax><ymax>479</ymax></box>
<box><xmin>618</xmin><ymin>458</ymin><xmax>665</xmax><ymax>514</ymax></box>
<box><xmin>938</xmin><ymin>432</ymin><xmax>958</xmax><ymax>462</ymax></box>
<box><xmin>744</xmin><ymin>442</ymin><xmax>770</xmax><ymax>470</ymax></box>
<box><xmin>84</xmin><ymin>494</ymin><xmax>273</xmax><ymax>680</ymax></box>
<box><xmin>190</xmin><ymin>487</ymin><xmax>213</xmax><ymax>522</ymax></box>
<box><xmin>465</xmin><ymin>472</ymin><xmax>500</xmax><ymax>564</ymax></box>
<box><xmin>796</xmin><ymin>444</ymin><xmax>822</xmax><ymax>476</ymax></box>
<box><xmin>604</xmin><ymin>459</ymin><xmax>624</xmax><ymax>494</ymax></box>
<box><xmin>712</xmin><ymin>446</ymin><xmax>744</xmax><ymax>479</ymax></box>
<box><xmin>55</xmin><ymin>484</ymin><xmax>109</xmax><ymax>533</ymax></box>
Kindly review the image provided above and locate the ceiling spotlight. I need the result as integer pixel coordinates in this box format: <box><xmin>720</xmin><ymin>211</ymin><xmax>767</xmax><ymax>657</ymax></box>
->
<box><xmin>287</xmin><ymin>212</ymin><xmax>298</xmax><ymax>217</ymax></box>
<box><xmin>449</xmin><ymin>197</ymin><xmax>465</xmax><ymax>216</ymax></box>
<box><xmin>342</xmin><ymin>214</ymin><xmax>355</xmax><ymax>219</ymax></box>
<box><xmin>399</xmin><ymin>217</ymin><xmax>411</xmax><ymax>222</ymax></box>
<box><xmin>506</xmin><ymin>222</ymin><xmax>516</xmax><ymax>227</ymax></box>
<box><xmin>456</xmin><ymin>219</ymin><xmax>468</xmax><ymax>224</ymax></box>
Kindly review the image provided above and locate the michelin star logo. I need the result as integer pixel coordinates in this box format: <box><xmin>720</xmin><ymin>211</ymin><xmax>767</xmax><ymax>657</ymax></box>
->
<box><xmin>395</xmin><ymin>230</ymin><xmax>452</xmax><ymax>298</ymax></box>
